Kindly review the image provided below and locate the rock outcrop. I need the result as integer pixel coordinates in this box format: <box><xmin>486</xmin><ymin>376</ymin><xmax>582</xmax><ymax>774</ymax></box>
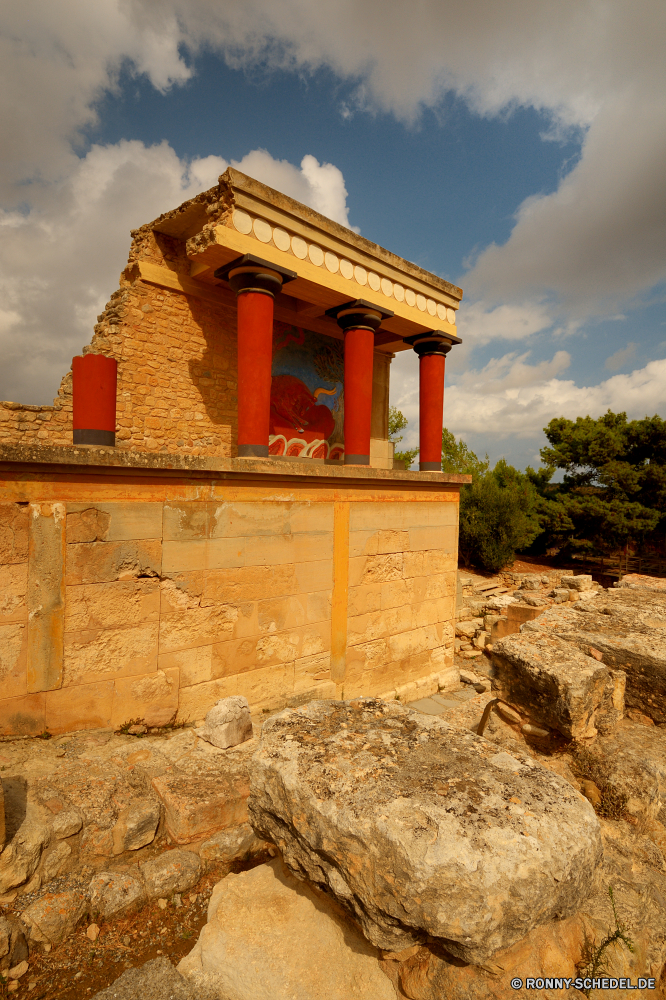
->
<box><xmin>491</xmin><ymin>631</ymin><xmax>625</xmax><ymax>739</ymax></box>
<box><xmin>248</xmin><ymin>698</ymin><xmax>602</xmax><ymax>964</ymax></box>
<box><xmin>521</xmin><ymin>587</ymin><xmax>666</xmax><ymax>724</ymax></box>
<box><xmin>178</xmin><ymin>858</ymin><xmax>396</xmax><ymax>1000</ymax></box>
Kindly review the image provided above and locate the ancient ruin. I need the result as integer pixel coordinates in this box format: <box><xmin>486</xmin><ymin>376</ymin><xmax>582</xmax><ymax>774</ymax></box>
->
<box><xmin>1</xmin><ymin>172</ymin><xmax>665</xmax><ymax>998</ymax></box>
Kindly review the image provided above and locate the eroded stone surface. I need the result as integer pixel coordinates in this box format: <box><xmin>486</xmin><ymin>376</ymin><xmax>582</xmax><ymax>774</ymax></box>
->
<box><xmin>523</xmin><ymin>588</ymin><xmax>666</xmax><ymax>724</ymax></box>
<box><xmin>491</xmin><ymin>631</ymin><xmax>624</xmax><ymax>739</ymax></box>
<box><xmin>178</xmin><ymin>858</ymin><xmax>396</xmax><ymax>1000</ymax></box>
<box><xmin>195</xmin><ymin>696</ymin><xmax>253</xmax><ymax>750</ymax></box>
<box><xmin>21</xmin><ymin>888</ymin><xmax>87</xmax><ymax>945</ymax></box>
<box><xmin>88</xmin><ymin>871</ymin><xmax>147</xmax><ymax>919</ymax></box>
<box><xmin>248</xmin><ymin>698</ymin><xmax>602</xmax><ymax>964</ymax></box>
<box><xmin>140</xmin><ymin>849</ymin><xmax>201</xmax><ymax>899</ymax></box>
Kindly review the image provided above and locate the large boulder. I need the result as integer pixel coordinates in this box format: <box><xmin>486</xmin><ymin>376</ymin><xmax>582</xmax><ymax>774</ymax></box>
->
<box><xmin>177</xmin><ymin>858</ymin><xmax>396</xmax><ymax>1000</ymax></box>
<box><xmin>491</xmin><ymin>631</ymin><xmax>625</xmax><ymax>739</ymax></box>
<box><xmin>522</xmin><ymin>588</ymin><xmax>666</xmax><ymax>724</ymax></box>
<box><xmin>248</xmin><ymin>698</ymin><xmax>602</xmax><ymax>964</ymax></box>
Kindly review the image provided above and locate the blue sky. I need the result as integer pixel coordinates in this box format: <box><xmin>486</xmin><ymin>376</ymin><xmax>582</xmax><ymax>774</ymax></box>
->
<box><xmin>1</xmin><ymin>1</ymin><xmax>664</xmax><ymax>469</ymax></box>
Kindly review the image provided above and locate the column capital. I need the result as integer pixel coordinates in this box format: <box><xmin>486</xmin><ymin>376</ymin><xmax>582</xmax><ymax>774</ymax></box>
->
<box><xmin>215</xmin><ymin>253</ymin><xmax>297</xmax><ymax>298</ymax></box>
<box><xmin>403</xmin><ymin>330</ymin><xmax>462</xmax><ymax>357</ymax></box>
<box><xmin>326</xmin><ymin>298</ymin><xmax>394</xmax><ymax>333</ymax></box>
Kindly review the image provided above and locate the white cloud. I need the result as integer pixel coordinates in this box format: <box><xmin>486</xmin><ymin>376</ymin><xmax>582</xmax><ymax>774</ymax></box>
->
<box><xmin>605</xmin><ymin>342</ymin><xmax>637</xmax><ymax>371</ymax></box>
<box><xmin>0</xmin><ymin>140</ymin><xmax>352</xmax><ymax>404</ymax></box>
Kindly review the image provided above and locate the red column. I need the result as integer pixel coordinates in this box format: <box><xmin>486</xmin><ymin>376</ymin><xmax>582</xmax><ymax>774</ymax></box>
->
<box><xmin>405</xmin><ymin>331</ymin><xmax>461</xmax><ymax>471</ymax></box>
<box><xmin>419</xmin><ymin>351</ymin><xmax>447</xmax><ymax>470</ymax></box>
<box><xmin>343</xmin><ymin>326</ymin><xmax>375</xmax><ymax>464</ymax></box>
<box><xmin>236</xmin><ymin>290</ymin><xmax>275</xmax><ymax>456</ymax></box>
<box><xmin>327</xmin><ymin>300</ymin><xmax>393</xmax><ymax>466</ymax></box>
<box><xmin>72</xmin><ymin>353</ymin><xmax>117</xmax><ymax>446</ymax></box>
<box><xmin>215</xmin><ymin>254</ymin><xmax>296</xmax><ymax>458</ymax></box>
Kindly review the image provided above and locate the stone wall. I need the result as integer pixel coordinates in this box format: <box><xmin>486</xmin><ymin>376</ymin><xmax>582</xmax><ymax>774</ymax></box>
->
<box><xmin>0</xmin><ymin>457</ymin><xmax>459</xmax><ymax>736</ymax></box>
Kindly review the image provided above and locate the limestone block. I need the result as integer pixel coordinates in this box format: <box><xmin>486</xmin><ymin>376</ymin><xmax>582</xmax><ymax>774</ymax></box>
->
<box><xmin>64</xmin><ymin>580</ymin><xmax>160</xmax><ymax>631</ymax></box>
<box><xmin>0</xmin><ymin>504</ymin><xmax>29</xmax><ymax>565</ymax></box>
<box><xmin>63</xmin><ymin>621</ymin><xmax>159</xmax><ymax>687</ymax></box>
<box><xmin>39</xmin><ymin>841</ymin><xmax>71</xmax><ymax>883</ymax></box>
<box><xmin>199</xmin><ymin>822</ymin><xmax>266</xmax><ymax>863</ymax></box>
<box><xmin>163</xmin><ymin>502</ymin><xmax>210</xmax><ymax>541</ymax></box>
<box><xmin>0</xmin><ymin>622</ymin><xmax>28</xmax><ymax>701</ymax></box>
<box><xmin>561</xmin><ymin>574</ymin><xmax>593</xmax><ymax>591</ymax></box>
<box><xmin>177</xmin><ymin>859</ymin><xmax>395</xmax><ymax>1000</ymax></box>
<box><xmin>294</xmin><ymin>558</ymin><xmax>332</xmax><ymax>594</ymax></box>
<box><xmin>195</xmin><ymin>696</ymin><xmax>253</xmax><ymax>750</ymax></box>
<box><xmin>248</xmin><ymin>699</ymin><xmax>602</xmax><ymax>964</ymax></box>
<box><xmin>0</xmin><ymin>820</ymin><xmax>50</xmax><ymax>893</ymax></box>
<box><xmin>65</xmin><ymin>507</ymin><xmax>111</xmax><ymax>543</ymax></box>
<box><xmin>80</xmin><ymin>502</ymin><xmax>162</xmax><ymax>542</ymax></box>
<box><xmin>152</xmin><ymin>760</ymin><xmax>250</xmax><ymax>843</ymax></box>
<box><xmin>159</xmin><ymin>605</ymin><xmax>236</xmax><ymax>654</ymax></box>
<box><xmin>111</xmin><ymin>798</ymin><xmax>161</xmax><ymax>854</ymax></box>
<box><xmin>65</xmin><ymin>538</ymin><xmax>162</xmax><ymax>586</ymax></box>
<box><xmin>159</xmin><ymin>645</ymin><xmax>214</xmax><ymax>688</ymax></box>
<box><xmin>21</xmin><ymin>889</ymin><xmax>87</xmax><ymax>945</ymax></box>
<box><xmin>90</xmin><ymin>956</ymin><xmax>201</xmax><ymax>1000</ymax></box>
<box><xmin>203</xmin><ymin>565</ymin><xmax>299</xmax><ymax>604</ymax></box>
<box><xmin>162</xmin><ymin>539</ymin><xmax>209</xmax><ymax>573</ymax></box>
<box><xmin>45</xmin><ymin>680</ymin><xmax>114</xmax><ymax>733</ymax></box>
<box><xmin>88</xmin><ymin>871</ymin><xmax>147</xmax><ymax>919</ymax></box>
<box><xmin>111</xmin><ymin>668</ymin><xmax>179</xmax><ymax>729</ymax></box>
<box><xmin>492</xmin><ymin>632</ymin><xmax>624</xmax><ymax>739</ymax></box>
<box><xmin>51</xmin><ymin>810</ymin><xmax>82</xmax><ymax>840</ymax></box>
<box><xmin>257</xmin><ymin>595</ymin><xmax>307</xmax><ymax>634</ymax></box>
<box><xmin>0</xmin><ymin>563</ymin><xmax>27</xmax><ymax>624</ymax></box>
<box><xmin>0</xmin><ymin>693</ymin><xmax>46</xmax><ymax>736</ymax></box>
<box><xmin>27</xmin><ymin>503</ymin><xmax>66</xmax><ymax>693</ymax></box>
<box><xmin>523</xmin><ymin>591</ymin><xmax>666</xmax><ymax>723</ymax></box>
<box><xmin>140</xmin><ymin>849</ymin><xmax>201</xmax><ymax>899</ymax></box>
<box><xmin>177</xmin><ymin>677</ymin><xmax>239</xmax><ymax>723</ymax></box>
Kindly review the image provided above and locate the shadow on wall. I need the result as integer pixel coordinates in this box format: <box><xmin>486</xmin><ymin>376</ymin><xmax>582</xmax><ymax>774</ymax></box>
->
<box><xmin>186</xmin><ymin>296</ymin><xmax>237</xmax><ymax>454</ymax></box>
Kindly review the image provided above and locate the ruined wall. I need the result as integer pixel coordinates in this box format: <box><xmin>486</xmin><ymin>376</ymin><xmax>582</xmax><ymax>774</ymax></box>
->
<box><xmin>0</xmin><ymin>464</ymin><xmax>458</xmax><ymax>736</ymax></box>
<box><xmin>0</xmin><ymin>225</ymin><xmax>238</xmax><ymax>458</ymax></box>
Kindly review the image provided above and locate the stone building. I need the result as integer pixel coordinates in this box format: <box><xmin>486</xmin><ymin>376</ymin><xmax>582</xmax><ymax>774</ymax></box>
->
<box><xmin>0</xmin><ymin>169</ymin><xmax>467</xmax><ymax>735</ymax></box>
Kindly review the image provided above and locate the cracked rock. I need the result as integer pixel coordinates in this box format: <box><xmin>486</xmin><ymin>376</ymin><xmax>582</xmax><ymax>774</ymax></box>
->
<box><xmin>248</xmin><ymin>698</ymin><xmax>602</xmax><ymax>964</ymax></box>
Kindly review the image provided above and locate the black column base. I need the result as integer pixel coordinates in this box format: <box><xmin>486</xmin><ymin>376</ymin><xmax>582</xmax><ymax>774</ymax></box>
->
<box><xmin>344</xmin><ymin>454</ymin><xmax>370</xmax><ymax>465</ymax></box>
<box><xmin>237</xmin><ymin>444</ymin><xmax>269</xmax><ymax>458</ymax></box>
<box><xmin>73</xmin><ymin>429</ymin><xmax>115</xmax><ymax>446</ymax></box>
<box><xmin>420</xmin><ymin>461</ymin><xmax>442</xmax><ymax>472</ymax></box>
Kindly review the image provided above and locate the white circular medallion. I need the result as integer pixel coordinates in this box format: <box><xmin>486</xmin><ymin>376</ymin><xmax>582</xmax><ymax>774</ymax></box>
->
<box><xmin>273</xmin><ymin>228</ymin><xmax>290</xmax><ymax>252</ymax></box>
<box><xmin>291</xmin><ymin>236</ymin><xmax>308</xmax><ymax>259</ymax></box>
<box><xmin>354</xmin><ymin>265</ymin><xmax>368</xmax><ymax>286</ymax></box>
<box><xmin>446</xmin><ymin>307</ymin><xmax>456</xmax><ymax>325</ymax></box>
<box><xmin>416</xmin><ymin>294</ymin><xmax>427</xmax><ymax>312</ymax></box>
<box><xmin>232</xmin><ymin>210</ymin><xmax>252</xmax><ymax>235</ymax></box>
<box><xmin>427</xmin><ymin>298</ymin><xmax>436</xmax><ymax>316</ymax></box>
<box><xmin>340</xmin><ymin>259</ymin><xmax>353</xmax><ymax>279</ymax></box>
<box><xmin>405</xmin><ymin>289</ymin><xmax>416</xmax><ymax>307</ymax></box>
<box><xmin>381</xmin><ymin>277</ymin><xmax>393</xmax><ymax>297</ymax></box>
<box><xmin>324</xmin><ymin>252</ymin><xmax>339</xmax><ymax>273</ymax></box>
<box><xmin>253</xmin><ymin>218</ymin><xmax>272</xmax><ymax>243</ymax></box>
<box><xmin>393</xmin><ymin>284</ymin><xmax>405</xmax><ymax>302</ymax></box>
<box><xmin>368</xmin><ymin>271</ymin><xmax>380</xmax><ymax>291</ymax></box>
<box><xmin>436</xmin><ymin>303</ymin><xmax>447</xmax><ymax>321</ymax></box>
<box><xmin>308</xmin><ymin>244</ymin><xmax>324</xmax><ymax>267</ymax></box>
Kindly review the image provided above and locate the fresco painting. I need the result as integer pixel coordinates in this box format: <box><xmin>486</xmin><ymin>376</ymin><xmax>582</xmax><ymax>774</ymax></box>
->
<box><xmin>269</xmin><ymin>322</ymin><xmax>345</xmax><ymax>460</ymax></box>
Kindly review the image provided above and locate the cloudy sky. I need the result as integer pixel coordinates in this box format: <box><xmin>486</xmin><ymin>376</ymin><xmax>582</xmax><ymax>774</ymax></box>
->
<box><xmin>1</xmin><ymin>1</ymin><xmax>665</xmax><ymax>468</ymax></box>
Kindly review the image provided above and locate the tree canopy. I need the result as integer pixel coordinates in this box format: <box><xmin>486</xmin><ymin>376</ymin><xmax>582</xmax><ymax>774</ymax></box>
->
<box><xmin>532</xmin><ymin>410</ymin><xmax>666</xmax><ymax>556</ymax></box>
<box><xmin>388</xmin><ymin>405</ymin><xmax>419</xmax><ymax>469</ymax></box>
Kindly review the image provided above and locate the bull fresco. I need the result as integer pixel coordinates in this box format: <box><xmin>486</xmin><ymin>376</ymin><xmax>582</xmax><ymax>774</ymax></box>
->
<box><xmin>269</xmin><ymin>322</ymin><xmax>344</xmax><ymax>460</ymax></box>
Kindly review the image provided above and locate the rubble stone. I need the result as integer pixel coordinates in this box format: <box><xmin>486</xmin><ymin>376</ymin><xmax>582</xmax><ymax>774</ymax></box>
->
<box><xmin>50</xmin><ymin>810</ymin><xmax>82</xmax><ymax>840</ymax></box>
<box><xmin>177</xmin><ymin>858</ymin><xmax>395</xmax><ymax>1000</ymax></box>
<box><xmin>248</xmin><ymin>698</ymin><xmax>602</xmax><ymax>964</ymax></box>
<box><xmin>195</xmin><ymin>696</ymin><xmax>253</xmax><ymax>750</ymax></box>
<box><xmin>111</xmin><ymin>798</ymin><xmax>161</xmax><ymax>854</ymax></box>
<box><xmin>21</xmin><ymin>889</ymin><xmax>87</xmax><ymax>945</ymax></box>
<box><xmin>491</xmin><ymin>631</ymin><xmax>625</xmax><ymax>739</ymax></box>
<box><xmin>88</xmin><ymin>871</ymin><xmax>147</xmax><ymax>919</ymax></box>
<box><xmin>0</xmin><ymin>821</ymin><xmax>50</xmax><ymax>894</ymax></box>
<box><xmin>140</xmin><ymin>849</ymin><xmax>201</xmax><ymax>899</ymax></box>
<box><xmin>523</xmin><ymin>588</ymin><xmax>666</xmax><ymax>723</ymax></box>
<box><xmin>199</xmin><ymin>823</ymin><xmax>266</xmax><ymax>864</ymax></box>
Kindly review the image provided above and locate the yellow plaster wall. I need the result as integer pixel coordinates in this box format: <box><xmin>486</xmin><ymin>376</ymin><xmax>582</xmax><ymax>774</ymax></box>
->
<box><xmin>0</xmin><ymin>471</ymin><xmax>459</xmax><ymax>735</ymax></box>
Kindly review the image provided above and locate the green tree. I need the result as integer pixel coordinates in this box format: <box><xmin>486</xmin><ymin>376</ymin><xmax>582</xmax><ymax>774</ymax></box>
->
<box><xmin>443</xmin><ymin>429</ymin><xmax>542</xmax><ymax>571</ymax></box>
<box><xmin>388</xmin><ymin>406</ymin><xmax>419</xmax><ymax>469</ymax></box>
<box><xmin>534</xmin><ymin>410</ymin><xmax>665</xmax><ymax>557</ymax></box>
